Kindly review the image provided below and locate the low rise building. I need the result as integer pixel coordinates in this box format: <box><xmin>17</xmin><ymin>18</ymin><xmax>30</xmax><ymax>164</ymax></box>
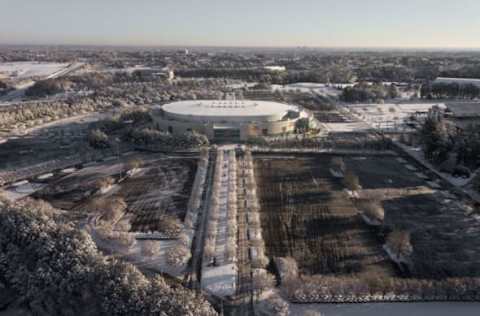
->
<box><xmin>152</xmin><ymin>100</ymin><xmax>312</xmax><ymax>141</ymax></box>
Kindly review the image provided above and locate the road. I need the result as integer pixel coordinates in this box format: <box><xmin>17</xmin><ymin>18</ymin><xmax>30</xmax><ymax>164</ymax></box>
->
<box><xmin>189</xmin><ymin>149</ymin><xmax>215</xmax><ymax>290</ymax></box>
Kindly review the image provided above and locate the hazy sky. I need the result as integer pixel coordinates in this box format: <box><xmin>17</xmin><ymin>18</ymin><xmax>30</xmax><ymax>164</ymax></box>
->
<box><xmin>1</xmin><ymin>0</ymin><xmax>480</xmax><ymax>48</ymax></box>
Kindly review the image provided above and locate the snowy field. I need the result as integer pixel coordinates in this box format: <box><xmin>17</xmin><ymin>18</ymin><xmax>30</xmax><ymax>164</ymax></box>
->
<box><xmin>1</xmin><ymin>182</ymin><xmax>46</xmax><ymax>201</ymax></box>
<box><xmin>323</xmin><ymin>121</ymin><xmax>372</xmax><ymax>133</ymax></box>
<box><xmin>88</xmin><ymin>226</ymin><xmax>186</xmax><ymax>277</ymax></box>
<box><xmin>289</xmin><ymin>302</ymin><xmax>480</xmax><ymax>316</ymax></box>
<box><xmin>0</xmin><ymin>62</ymin><xmax>69</xmax><ymax>80</ymax></box>
<box><xmin>202</xmin><ymin>264</ymin><xmax>237</xmax><ymax>297</ymax></box>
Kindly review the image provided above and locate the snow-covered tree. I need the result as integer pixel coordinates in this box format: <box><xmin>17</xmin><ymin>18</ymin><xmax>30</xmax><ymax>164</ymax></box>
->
<box><xmin>141</xmin><ymin>240</ymin><xmax>161</xmax><ymax>257</ymax></box>
<box><xmin>0</xmin><ymin>199</ymin><xmax>216</xmax><ymax>315</ymax></box>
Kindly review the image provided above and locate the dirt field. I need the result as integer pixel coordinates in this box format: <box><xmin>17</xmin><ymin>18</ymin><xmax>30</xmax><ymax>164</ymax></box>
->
<box><xmin>314</xmin><ymin>111</ymin><xmax>348</xmax><ymax>123</ymax></box>
<box><xmin>385</xmin><ymin>193</ymin><xmax>480</xmax><ymax>278</ymax></box>
<box><xmin>254</xmin><ymin>155</ymin><xmax>396</xmax><ymax>277</ymax></box>
<box><xmin>119</xmin><ymin>159</ymin><xmax>196</xmax><ymax>232</ymax></box>
<box><xmin>0</xmin><ymin>118</ymin><xmax>98</xmax><ymax>170</ymax></box>
<box><xmin>346</xmin><ymin>156</ymin><xmax>480</xmax><ymax>278</ymax></box>
<box><xmin>36</xmin><ymin>156</ymin><xmax>197</xmax><ymax>232</ymax></box>
<box><xmin>254</xmin><ymin>154</ymin><xmax>480</xmax><ymax>280</ymax></box>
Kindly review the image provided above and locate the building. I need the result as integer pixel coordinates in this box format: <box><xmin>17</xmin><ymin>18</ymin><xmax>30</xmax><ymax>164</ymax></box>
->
<box><xmin>434</xmin><ymin>77</ymin><xmax>480</xmax><ymax>88</ymax></box>
<box><xmin>445</xmin><ymin>102</ymin><xmax>480</xmax><ymax>131</ymax></box>
<box><xmin>152</xmin><ymin>100</ymin><xmax>312</xmax><ymax>141</ymax></box>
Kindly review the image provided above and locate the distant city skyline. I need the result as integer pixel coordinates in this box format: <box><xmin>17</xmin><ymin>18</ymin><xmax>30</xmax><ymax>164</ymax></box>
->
<box><xmin>1</xmin><ymin>0</ymin><xmax>480</xmax><ymax>49</ymax></box>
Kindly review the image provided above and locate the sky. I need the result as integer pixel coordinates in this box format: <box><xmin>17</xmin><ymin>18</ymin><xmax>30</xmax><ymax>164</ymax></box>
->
<box><xmin>1</xmin><ymin>0</ymin><xmax>480</xmax><ymax>48</ymax></box>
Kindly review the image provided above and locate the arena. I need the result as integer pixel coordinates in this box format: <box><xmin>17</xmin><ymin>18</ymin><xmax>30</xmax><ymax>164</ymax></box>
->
<box><xmin>152</xmin><ymin>100</ymin><xmax>313</xmax><ymax>141</ymax></box>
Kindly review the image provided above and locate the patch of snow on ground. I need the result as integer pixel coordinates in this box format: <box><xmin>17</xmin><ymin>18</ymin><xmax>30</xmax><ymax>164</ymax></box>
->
<box><xmin>202</xmin><ymin>264</ymin><xmax>238</xmax><ymax>297</ymax></box>
<box><xmin>344</xmin><ymin>103</ymin><xmax>445</xmax><ymax>132</ymax></box>
<box><xmin>0</xmin><ymin>62</ymin><xmax>69</xmax><ymax>80</ymax></box>
<box><xmin>1</xmin><ymin>182</ymin><xmax>46</xmax><ymax>201</ymax></box>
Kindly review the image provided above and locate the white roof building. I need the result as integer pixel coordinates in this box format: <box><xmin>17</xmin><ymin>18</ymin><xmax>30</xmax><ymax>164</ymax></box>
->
<box><xmin>152</xmin><ymin>100</ymin><xmax>312</xmax><ymax>141</ymax></box>
<box><xmin>161</xmin><ymin>100</ymin><xmax>298</xmax><ymax>123</ymax></box>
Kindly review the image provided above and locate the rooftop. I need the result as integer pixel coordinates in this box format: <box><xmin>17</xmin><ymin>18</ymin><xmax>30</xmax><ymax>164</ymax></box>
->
<box><xmin>160</xmin><ymin>100</ymin><xmax>297</xmax><ymax>121</ymax></box>
<box><xmin>446</xmin><ymin>102</ymin><xmax>480</xmax><ymax>118</ymax></box>
<box><xmin>435</xmin><ymin>77</ymin><xmax>480</xmax><ymax>85</ymax></box>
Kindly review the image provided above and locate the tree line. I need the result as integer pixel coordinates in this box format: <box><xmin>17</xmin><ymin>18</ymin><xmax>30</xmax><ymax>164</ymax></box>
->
<box><xmin>421</xmin><ymin>82</ymin><xmax>480</xmax><ymax>99</ymax></box>
<box><xmin>0</xmin><ymin>198</ymin><xmax>216</xmax><ymax>316</ymax></box>
<box><xmin>418</xmin><ymin>110</ymin><xmax>480</xmax><ymax>172</ymax></box>
<box><xmin>341</xmin><ymin>82</ymin><xmax>399</xmax><ymax>103</ymax></box>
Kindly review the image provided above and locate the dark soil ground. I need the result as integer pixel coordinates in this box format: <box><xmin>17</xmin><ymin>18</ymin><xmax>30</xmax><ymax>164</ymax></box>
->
<box><xmin>36</xmin><ymin>156</ymin><xmax>197</xmax><ymax>232</ymax></box>
<box><xmin>254</xmin><ymin>155</ymin><xmax>396</xmax><ymax>278</ymax></box>
<box><xmin>119</xmin><ymin>158</ymin><xmax>196</xmax><ymax>232</ymax></box>
<box><xmin>254</xmin><ymin>154</ymin><xmax>480</xmax><ymax>280</ymax></box>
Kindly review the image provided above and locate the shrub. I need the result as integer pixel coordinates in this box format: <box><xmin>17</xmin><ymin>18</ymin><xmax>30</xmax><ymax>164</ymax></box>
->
<box><xmin>157</xmin><ymin>215</ymin><xmax>182</xmax><ymax>235</ymax></box>
<box><xmin>166</xmin><ymin>244</ymin><xmax>190</xmax><ymax>267</ymax></box>
<box><xmin>141</xmin><ymin>240</ymin><xmax>161</xmax><ymax>257</ymax></box>
<box><xmin>119</xmin><ymin>108</ymin><xmax>152</xmax><ymax>124</ymax></box>
<box><xmin>88</xmin><ymin>128</ymin><xmax>110</xmax><ymax>149</ymax></box>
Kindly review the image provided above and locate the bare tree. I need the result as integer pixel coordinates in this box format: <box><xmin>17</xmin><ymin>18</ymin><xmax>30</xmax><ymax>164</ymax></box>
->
<box><xmin>387</xmin><ymin>230</ymin><xmax>413</xmax><ymax>259</ymax></box>
<box><xmin>100</xmin><ymin>197</ymin><xmax>127</xmax><ymax>223</ymax></box>
<box><xmin>94</xmin><ymin>176</ymin><xmax>115</xmax><ymax>192</ymax></box>
<box><xmin>125</xmin><ymin>157</ymin><xmax>143</xmax><ymax>173</ymax></box>
<box><xmin>203</xmin><ymin>242</ymin><xmax>216</xmax><ymax>261</ymax></box>
<box><xmin>252</xmin><ymin>271</ymin><xmax>275</xmax><ymax>292</ymax></box>
<box><xmin>358</xmin><ymin>199</ymin><xmax>384</xmax><ymax>225</ymax></box>
<box><xmin>331</xmin><ymin>157</ymin><xmax>346</xmax><ymax>174</ymax></box>
<box><xmin>343</xmin><ymin>170</ymin><xmax>361</xmax><ymax>191</ymax></box>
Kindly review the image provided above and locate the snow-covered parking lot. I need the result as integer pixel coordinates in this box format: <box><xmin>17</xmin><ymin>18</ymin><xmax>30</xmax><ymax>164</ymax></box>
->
<box><xmin>344</xmin><ymin>103</ymin><xmax>446</xmax><ymax>131</ymax></box>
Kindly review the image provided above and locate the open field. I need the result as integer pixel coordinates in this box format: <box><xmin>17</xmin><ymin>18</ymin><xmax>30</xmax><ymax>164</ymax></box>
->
<box><xmin>344</xmin><ymin>103</ymin><xmax>446</xmax><ymax>132</ymax></box>
<box><xmin>35</xmin><ymin>155</ymin><xmax>197</xmax><ymax>233</ymax></box>
<box><xmin>254</xmin><ymin>153</ymin><xmax>480</xmax><ymax>281</ymax></box>
<box><xmin>0</xmin><ymin>113</ymin><xmax>108</xmax><ymax>170</ymax></box>
<box><xmin>119</xmin><ymin>159</ymin><xmax>196</xmax><ymax>232</ymax></box>
<box><xmin>254</xmin><ymin>155</ymin><xmax>396</xmax><ymax>277</ymax></box>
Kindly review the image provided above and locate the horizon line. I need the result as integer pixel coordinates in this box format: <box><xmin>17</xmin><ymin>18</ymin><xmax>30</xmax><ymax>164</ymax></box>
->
<box><xmin>1</xmin><ymin>42</ymin><xmax>480</xmax><ymax>52</ymax></box>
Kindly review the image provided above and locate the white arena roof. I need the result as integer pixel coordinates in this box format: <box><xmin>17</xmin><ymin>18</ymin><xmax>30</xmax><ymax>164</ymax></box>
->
<box><xmin>161</xmin><ymin>100</ymin><xmax>298</xmax><ymax>123</ymax></box>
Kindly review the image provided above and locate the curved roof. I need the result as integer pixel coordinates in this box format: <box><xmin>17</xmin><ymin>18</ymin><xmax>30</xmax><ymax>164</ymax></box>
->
<box><xmin>161</xmin><ymin>100</ymin><xmax>297</xmax><ymax>123</ymax></box>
